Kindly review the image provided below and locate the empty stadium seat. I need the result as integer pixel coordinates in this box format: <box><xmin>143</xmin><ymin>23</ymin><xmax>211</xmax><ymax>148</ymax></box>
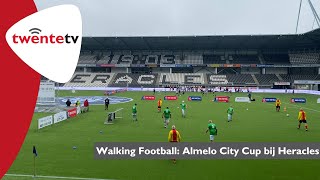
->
<box><xmin>255</xmin><ymin>74</ymin><xmax>280</xmax><ymax>85</ymax></box>
<box><xmin>289</xmin><ymin>53</ymin><xmax>320</xmax><ymax>64</ymax></box>
<box><xmin>229</xmin><ymin>55</ymin><xmax>260</xmax><ymax>64</ymax></box>
<box><xmin>203</xmin><ymin>55</ymin><xmax>226</xmax><ymax>64</ymax></box>
<box><xmin>181</xmin><ymin>54</ymin><xmax>203</xmax><ymax>64</ymax></box>
<box><xmin>280</xmin><ymin>74</ymin><xmax>319</xmax><ymax>82</ymax></box>
<box><xmin>226</xmin><ymin>74</ymin><xmax>256</xmax><ymax>85</ymax></box>
<box><xmin>263</xmin><ymin>54</ymin><xmax>290</xmax><ymax>64</ymax></box>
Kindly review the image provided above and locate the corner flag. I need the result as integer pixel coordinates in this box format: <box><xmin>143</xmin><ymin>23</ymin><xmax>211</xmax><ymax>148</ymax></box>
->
<box><xmin>33</xmin><ymin>146</ymin><xmax>38</xmax><ymax>157</ymax></box>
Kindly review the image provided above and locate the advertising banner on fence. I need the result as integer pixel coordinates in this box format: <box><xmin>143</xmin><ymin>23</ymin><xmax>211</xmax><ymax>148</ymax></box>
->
<box><xmin>38</xmin><ymin>115</ymin><xmax>53</xmax><ymax>129</ymax></box>
<box><xmin>213</xmin><ymin>96</ymin><xmax>229</xmax><ymax>102</ymax></box>
<box><xmin>290</xmin><ymin>98</ymin><xmax>306</xmax><ymax>103</ymax></box>
<box><xmin>262</xmin><ymin>98</ymin><xmax>277</xmax><ymax>103</ymax></box>
<box><xmin>37</xmin><ymin>82</ymin><xmax>55</xmax><ymax>104</ymax></box>
<box><xmin>274</xmin><ymin>82</ymin><xmax>290</xmax><ymax>86</ymax></box>
<box><xmin>235</xmin><ymin>97</ymin><xmax>251</xmax><ymax>103</ymax></box>
<box><xmin>188</xmin><ymin>96</ymin><xmax>202</xmax><ymax>101</ymax></box>
<box><xmin>164</xmin><ymin>96</ymin><xmax>178</xmax><ymax>100</ymax></box>
<box><xmin>53</xmin><ymin>111</ymin><xmax>67</xmax><ymax>124</ymax></box>
<box><xmin>67</xmin><ymin>108</ymin><xmax>77</xmax><ymax>118</ymax></box>
<box><xmin>141</xmin><ymin>96</ymin><xmax>156</xmax><ymax>100</ymax></box>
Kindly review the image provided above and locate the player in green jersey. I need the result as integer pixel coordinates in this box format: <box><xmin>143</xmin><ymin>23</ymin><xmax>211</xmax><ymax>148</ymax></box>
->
<box><xmin>162</xmin><ymin>107</ymin><xmax>171</xmax><ymax>128</ymax></box>
<box><xmin>205</xmin><ymin>120</ymin><xmax>217</xmax><ymax>142</ymax></box>
<box><xmin>132</xmin><ymin>103</ymin><xmax>137</xmax><ymax>121</ymax></box>
<box><xmin>227</xmin><ymin>105</ymin><xmax>234</xmax><ymax>122</ymax></box>
<box><xmin>180</xmin><ymin>101</ymin><xmax>187</xmax><ymax>118</ymax></box>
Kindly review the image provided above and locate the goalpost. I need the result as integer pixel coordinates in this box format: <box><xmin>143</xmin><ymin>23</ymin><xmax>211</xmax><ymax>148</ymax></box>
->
<box><xmin>104</xmin><ymin>108</ymin><xmax>124</xmax><ymax>125</ymax></box>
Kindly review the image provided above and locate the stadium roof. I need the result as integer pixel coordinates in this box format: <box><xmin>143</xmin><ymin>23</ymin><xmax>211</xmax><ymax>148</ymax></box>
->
<box><xmin>81</xmin><ymin>28</ymin><xmax>320</xmax><ymax>51</ymax></box>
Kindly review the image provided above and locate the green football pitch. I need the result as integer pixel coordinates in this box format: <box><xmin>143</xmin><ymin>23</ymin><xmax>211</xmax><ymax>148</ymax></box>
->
<box><xmin>4</xmin><ymin>90</ymin><xmax>320</xmax><ymax>180</ymax></box>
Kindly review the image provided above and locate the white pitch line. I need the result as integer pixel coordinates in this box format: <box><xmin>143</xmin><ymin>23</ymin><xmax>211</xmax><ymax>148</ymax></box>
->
<box><xmin>282</xmin><ymin>102</ymin><xmax>320</xmax><ymax>113</ymax></box>
<box><xmin>4</xmin><ymin>174</ymin><xmax>114</xmax><ymax>180</ymax></box>
<box><xmin>254</xmin><ymin>95</ymin><xmax>320</xmax><ymax>113</ymax></box>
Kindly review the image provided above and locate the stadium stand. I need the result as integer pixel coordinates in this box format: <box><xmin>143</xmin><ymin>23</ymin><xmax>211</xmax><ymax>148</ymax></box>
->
<box><xmin>109</xmin><ymin>73</ymin><xmax>158</xmax><ymax>87</ymax></box>
<box><xmin>263</xmin><ymin>54</ymin><xmax>290</xmax><ymax>64</ymax></box>
<box><xmin>226</xmin><ymin>74</ymin><xmax>256</xmax><ymax>85</ymax></box>
<box><xmin>160</xmin><ymin>55</ymin><xmax>177</xmax><ymax>64</ymax></box>
<box><xmin>63</xmin><ymin>73</ymin><xmax>114</xmax><ymax>87</ymax></box>
<box><xmin>255</xmin><ymin>74</ymin><xmax>280</xmax><ymax>85</ymax></box>
<box><xmin>289</xmin><ymin>53</ymin><xmax>320</xmax><ymax>64</ymax></box>
<box><xmin>159</xmin><ymin>73</ymin><xmax>205</xmax><ymax>85</ymax></box>
<box><xmin>78</xmin><ymin>51</ymin><xmax>98</xmax><ymax>64</ymax></box>
<box><xmin>203</xmin><ymin>55</ymin><xmax>226</xmax><ymax>64</ymax></box>
<box><xmin>181</xmin><ymin>54</ymin><xmax>203</xmax><ymax>64</ymax></box>
<box><xmin>280</xmin><ymin>74</ymin><xmax>320</xmax><ymax>82</ymax></box>
<box><xmin>229</xmin><ymin>55</ymin><xmax>260</xmax><ymax>64</ymax></box>
<box><xmin>96</xmin><ymin>54</ymin><xmax>111</xmax><ymax>64</ymax></box>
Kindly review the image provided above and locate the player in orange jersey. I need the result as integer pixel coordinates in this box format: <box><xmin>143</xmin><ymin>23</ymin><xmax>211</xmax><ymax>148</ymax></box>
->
<box><xmin>168</xmin><ymin>125</ymin><xmax>181</xmax><ymax>164</ymax></box>
<box><xmin>297</xmin><ymin>108</ymin><xmax>308</xmax><ymax>131</ymax></box>
<box><xmin>157</xmin><ymin>99</ymin><xmax>162</xmax><ymax>112</ymax></box>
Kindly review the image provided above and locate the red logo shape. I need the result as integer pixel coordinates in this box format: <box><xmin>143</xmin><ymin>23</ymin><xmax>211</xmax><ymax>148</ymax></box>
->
<box><xmin>0</xmin><ymin>0</ymin><xmax>39</xmax><ymax>178</ymax></box>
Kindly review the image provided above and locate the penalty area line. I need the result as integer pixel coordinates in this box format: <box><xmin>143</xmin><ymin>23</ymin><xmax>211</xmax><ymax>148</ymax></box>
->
<box><xmin>4</xmin><ymin>173</ymin><xmax>115</xmax><ymax>180</ymax></box>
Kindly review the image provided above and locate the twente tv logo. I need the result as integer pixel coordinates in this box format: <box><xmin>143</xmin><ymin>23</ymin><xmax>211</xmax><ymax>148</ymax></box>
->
<box><xmin>12</xmin><ymin>27</ymin><xmax>79</xmax><ymax>44</ymax></box>
<box><xmin>6</xmin><ymin>5</ymin><xmax>82</xmax><ymax>83</ymax></box>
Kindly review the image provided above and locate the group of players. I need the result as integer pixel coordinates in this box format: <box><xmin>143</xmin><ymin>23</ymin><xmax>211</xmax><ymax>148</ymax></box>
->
<box><xmin>275</xmin><ymin>99</ymin><xmax>308</xmax><ymax>131</ymax></box>
<box><xmin>129</xmin><ymin>98</ymin><xmax>308</xmax><ymax>143</ymax></box>
<box><xmin>130</xmin><ymin>98</ymin><xmax>222</xmax><ymax>144</ymax></box>
<box><xmin>126</xmin><ymin>96</ymin><xmax>309</xmax><ymax>164</ymax></box>
<box><xmin>102</xmin><ymin>95</ymin><xmax>309</xmax><ymax>145</ymax></box>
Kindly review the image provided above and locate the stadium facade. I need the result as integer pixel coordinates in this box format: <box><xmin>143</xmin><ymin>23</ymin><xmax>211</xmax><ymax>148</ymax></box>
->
<box><xmin>58</xmin><ymin>28</ymin><xmax>320</xmax><ymax>90</ymax></box>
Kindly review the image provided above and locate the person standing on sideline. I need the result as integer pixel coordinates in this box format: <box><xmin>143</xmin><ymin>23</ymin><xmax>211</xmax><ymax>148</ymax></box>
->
<box><xmin>83</xmin><ymin>99</ymin><xmax>89</xmax><ymax>111</ymax></box>
<box><xmin>66</xmin><ymin>99</ymin><xmax>71</xmax><ymax>107</ymax></box>
<box><xmin>168</xmin><ymin>125</ymin><xmax>181</xmax><ymax>164</ymax></box>
<box><xmin>206</xmin><ymin>120</ymin><xmax>217</xmax><ymax>142</ymax></box>
<box><xmin>76</xmin><ymin>100</ymin><xmax>80</xmax><ymax>107</ymax></box>
<box><xmin>105</xmin><ymin>97</ymin><xmax>110</xmax><ymax>110</ymax></box>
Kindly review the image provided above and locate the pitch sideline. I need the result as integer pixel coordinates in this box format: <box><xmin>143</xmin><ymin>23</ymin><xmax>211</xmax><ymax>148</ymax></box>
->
<box><xmin>4</xmin><ymin>173</ymin><xmax>114</xmax><ymax>180</ymax></box>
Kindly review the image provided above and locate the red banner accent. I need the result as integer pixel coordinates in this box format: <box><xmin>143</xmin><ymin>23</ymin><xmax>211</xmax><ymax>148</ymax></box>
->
<box><xmin>164</xmin><ymin>96</ymin><xmax>178</xmax><ymax>100</ymax></box>
<box><xmin>215</xmin><ymin>96</ymin><xmax>229</xmax><ymax>102</ymax></box>
<box><xmin>142</xmin><ymin>96</ymin><xmax>155</xmax><ymax>100</ymax></box>
<box><xmin>67</xmin><ymin>108</ymin><xmax>77</xmax><ymax>118</ymax></box>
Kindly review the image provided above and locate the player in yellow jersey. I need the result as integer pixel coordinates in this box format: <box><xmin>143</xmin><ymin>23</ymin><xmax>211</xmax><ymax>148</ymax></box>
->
<box><xmin>157</xmin><ymin>99</ymin><xmax>162</xmax><ymax>113</ymax></box>
<box><xmin>168</xmin><ymin>125</ymin><xmax>181</xmax><ymax>164</ymax></box>
<box><xmin>297</xmin><ymin>108</ymin><xmax>308</xmax><ymax>131</ymax></box>
<box><xmin>275</xmin><ymin>99</ymin><xmax>281</xmax><ymax>112</ymax></box>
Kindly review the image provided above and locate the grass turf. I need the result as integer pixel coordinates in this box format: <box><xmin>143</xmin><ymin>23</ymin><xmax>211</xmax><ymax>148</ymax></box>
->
<box><xmin>5</xmin><ymin>90</ymin><xmax>320</xmax><ymax>180</ymax></box>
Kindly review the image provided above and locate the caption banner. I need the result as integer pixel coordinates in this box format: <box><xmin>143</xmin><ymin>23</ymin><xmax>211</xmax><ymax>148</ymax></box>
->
<box><xmin>95</xmin><ymin>142</ymin><xmax>320</xmax><ymax>159</ymax></box>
